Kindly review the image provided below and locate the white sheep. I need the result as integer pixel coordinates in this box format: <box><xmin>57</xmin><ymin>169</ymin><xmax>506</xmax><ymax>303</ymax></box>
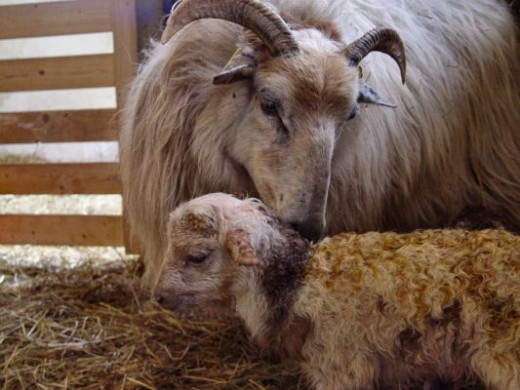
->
<box><xmin>155</xmin><ymin>193</ymin><xmax>520</xmax><ymax>390</ymax></box>
<box><xmin>120</xmin><ymin>0</ymin><xmax>520</xmax><ymax>289</ymax></box>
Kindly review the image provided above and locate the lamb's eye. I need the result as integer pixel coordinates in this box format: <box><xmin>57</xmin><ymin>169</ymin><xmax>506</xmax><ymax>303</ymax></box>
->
<box><xmin>347</xmin><ymin>103</ymin><xmax>359</xmax><ymax>121</ymax></box>
<box><xmin>186</xmin><ymin>253</ymin><xmax>209</xmax><ymax>264</ymax></box>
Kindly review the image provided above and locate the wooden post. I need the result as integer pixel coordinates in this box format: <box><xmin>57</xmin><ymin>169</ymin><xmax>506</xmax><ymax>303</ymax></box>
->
<box><xmin>111</xmin><ymin>0</ymin><xmax>138</xmax><ymax>109</ymax></box>
<box><xmin>111</xmin><ymin>0</ymin><xmax>140</xmax><ymax>254</ymax></box>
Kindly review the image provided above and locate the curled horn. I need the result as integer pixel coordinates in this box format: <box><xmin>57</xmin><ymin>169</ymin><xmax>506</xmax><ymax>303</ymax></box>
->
<box><xmin>161</xmin><ymin>0</ymin><xmax>299</xmax><ymax>57</ymax></box>
<box><xmin>344</xmin><ymin>27</ymin><xmax>406</xmax><ymax>84</ymax></box>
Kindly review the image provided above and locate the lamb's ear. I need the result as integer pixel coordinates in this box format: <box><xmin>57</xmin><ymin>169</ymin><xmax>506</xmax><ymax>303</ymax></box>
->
<box><xmin>213</xmin><ymin>49</ymin><xmax>257</xmax><ymax>85</ymax></box>
<box><xmin>225</xmin><ymin>228</ymin><xmax>262</xmax><ymax>266</ymax></box>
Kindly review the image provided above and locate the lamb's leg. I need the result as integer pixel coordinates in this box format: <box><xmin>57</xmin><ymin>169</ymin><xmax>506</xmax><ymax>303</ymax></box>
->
<box><xmin>471</xmin><ymin>351</ymin><xmax>520</xmax><ymax>390</ymax></box>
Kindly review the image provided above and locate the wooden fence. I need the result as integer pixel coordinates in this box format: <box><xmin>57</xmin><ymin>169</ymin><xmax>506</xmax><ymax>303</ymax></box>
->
<box><xmin>0</xmin><ymin>0</ymin><xmax>137</xmax><ymax>252</ymax></box>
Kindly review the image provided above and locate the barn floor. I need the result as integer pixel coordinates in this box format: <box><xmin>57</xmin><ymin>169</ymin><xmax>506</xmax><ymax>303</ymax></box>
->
<box><xmin>0</xmin><ymin>257</ymin><xmax>305</xmax><ymax>390</ymax></box>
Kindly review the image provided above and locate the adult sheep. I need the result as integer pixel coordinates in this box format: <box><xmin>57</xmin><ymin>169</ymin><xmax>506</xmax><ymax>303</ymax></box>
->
<box><xmin>120</xmin><ymin>0</ymin><xmax>520</xmax><ymax>288</ymax></box>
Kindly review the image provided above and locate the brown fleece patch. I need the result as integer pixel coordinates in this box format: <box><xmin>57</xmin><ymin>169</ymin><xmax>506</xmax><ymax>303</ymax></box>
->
<box><xmin>283</xmin><ymin>314</ymin><xmax>313</xmax><ymax>359</ymax></box>
<box><xmin>255</xmin><ymin>218</ymin><xmax>312</xmax><ymax>359</ymax></box>
<box><xmin>258</xmin><ymin>313</ymin><xmax>313</xmax><ymax>360</ymax></box>
<box><xmin>425</xmin><ymin>300</ymin><xmax>462</xmax><ymax>328</ymax></box>
<box><xmin>395</xmin><ymin>327</ymin><xmax>422</xmax><ymax>364</ymax></box>
<box><xmin>180</xmin><ymin>213</ymin><xmax>216</xmax><ymax>237</ymax></box>
<box><xmin>485</xmin><ymin>295</ymin><xmax>519</xmax><ymax>332</ymax></box>
<box><xmin>376</xmin><ymin>295</ymin><xmax>389</xmax><ymax>314</ymax></box>
<box><xmin>260</xmin><ymin>220</ymin><xmax>309</xmax><ymax>303</ymax></box>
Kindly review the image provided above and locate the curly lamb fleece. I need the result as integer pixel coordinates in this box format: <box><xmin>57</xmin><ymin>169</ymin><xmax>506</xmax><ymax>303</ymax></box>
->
<box><xmin>156</xmin><ymin>193</ymin><xmax>520</xmax><ymax>390</ymax></box>
<box><xmin>301</xmin><ymin>229</ymin><xmax>520</xmax><ymax>389</ymax></box>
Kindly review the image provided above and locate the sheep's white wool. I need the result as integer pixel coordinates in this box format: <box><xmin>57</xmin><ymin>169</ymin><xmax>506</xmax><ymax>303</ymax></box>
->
<box><xmin>120</xmin><ymin>0</ymin><xmax>520</xmax><ymax>288</ymax></box>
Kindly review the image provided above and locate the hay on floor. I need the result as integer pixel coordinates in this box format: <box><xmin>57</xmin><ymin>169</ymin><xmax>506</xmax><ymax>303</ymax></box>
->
<box><xmin>0</xmin><ymin>258</ymin><xmax>303</xmax><ymax>390</ymax></box>
<box><xmin>0</xmin><ymin>255</ymin><xmax>487</xmax><ymax>390</ymax></box>
<box><xmin>0</xmin><ymin>255</ymin><xmax>490</xmax><ymax>390</ymax></box>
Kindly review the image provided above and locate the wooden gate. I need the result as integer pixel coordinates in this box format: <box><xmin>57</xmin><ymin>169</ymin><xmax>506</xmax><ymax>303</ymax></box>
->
<box><xmin>0</xmin><ymin>0</ymin><xmax>137</xmax><ymax>252</ymax></box>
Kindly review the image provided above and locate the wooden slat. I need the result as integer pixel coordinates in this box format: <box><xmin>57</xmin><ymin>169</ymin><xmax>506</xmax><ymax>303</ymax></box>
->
<box><xmin>111</xmin><ymin>0</ymin><xmax>138</xmax><ymax>108</ymax></box>
<box><xmin>0</xmin><ymin>0</ymin><xmax>112</xmax><ymax>40</ymax></box>
<box><xmin>111</xmin><ymin>0</ymin><xmax>139</xmax><ymax>254</ymax></box>
<box><xmin>0</xmin><ymin>215</ymin><xmax>123</xmax><ymax>246</ymax></box>
<box><xmin>0</xmin><ymin>110</ymin><xmax>118</xmax><ymax>143</ymax></box>
<box><xmin>0</xmin><ymin>163</ymin><xmax>121</xmax><ymax>195</ymax></box>
<box><xmin>0</xmin><ymin>54</ymin><xmax>114</xmax><ymax>92</ymax></box>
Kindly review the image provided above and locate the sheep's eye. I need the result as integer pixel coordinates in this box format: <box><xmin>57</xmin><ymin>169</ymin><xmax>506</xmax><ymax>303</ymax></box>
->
<box><xmin>186</xmin><ymin>253</ymin><xmax>209</xmax><ymax>264</ymax></box>
<box><xmin>347</xmin><ymin>103</ymin><xmax>359</xmax><ymax>121</ymax></box>
<box><xmin>261</xmin><ymin>99</ymin><xmax>279</xmax><ymax>116</ymax></box>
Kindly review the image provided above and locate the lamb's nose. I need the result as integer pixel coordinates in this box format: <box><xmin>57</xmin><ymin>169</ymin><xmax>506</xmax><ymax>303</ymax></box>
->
<box><xmin>156</xmin><ymin>294</ymin><xmax>165</xmax><ymax>305</ymax></box>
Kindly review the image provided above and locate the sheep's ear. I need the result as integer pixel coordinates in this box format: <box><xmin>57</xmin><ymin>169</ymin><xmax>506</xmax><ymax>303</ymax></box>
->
<box><xmin>213</xmin><ymin>49</ymin><xmax>257</xmax><ymax>85</ymax></box>
<box><xmin>358</xmin><ymin>82</ymin><xmax>397</xmax><ymax>108</ymax></box>
<box><xmin>225</xmin><ymin>228</ymin><xmax>262</xmax><ymax>266</ymax></box>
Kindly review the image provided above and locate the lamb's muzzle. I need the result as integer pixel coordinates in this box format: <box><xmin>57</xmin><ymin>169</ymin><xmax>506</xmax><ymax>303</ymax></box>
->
<box><xmin>155</xmin><ymin>193</ymin><xmax>520</xmax><ymax>390</ymax></box>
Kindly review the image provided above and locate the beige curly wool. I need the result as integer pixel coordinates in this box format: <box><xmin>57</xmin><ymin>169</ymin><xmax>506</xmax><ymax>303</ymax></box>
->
<box><xmin>300</xmin><ymin>229</ymin><xmax>520</xmax><ymax>389</ymax></box>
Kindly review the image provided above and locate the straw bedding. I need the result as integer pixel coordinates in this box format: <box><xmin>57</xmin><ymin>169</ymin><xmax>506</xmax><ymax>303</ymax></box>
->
<box><xmin>1</xmin><ymin>254</ymin><xmax>490</xmax><ymax>390</ymax></box>
<box><xmin>0</xmin><ymin>258</ymin><xmax>304</xmax><ymax>390</ymax></box>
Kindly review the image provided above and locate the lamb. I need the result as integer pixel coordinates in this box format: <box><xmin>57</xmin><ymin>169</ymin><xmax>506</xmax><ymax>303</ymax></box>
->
<box><xmin>155</xmin><ymin>193</ymin><xmax>520</xmax><ymax>390</ymax></box>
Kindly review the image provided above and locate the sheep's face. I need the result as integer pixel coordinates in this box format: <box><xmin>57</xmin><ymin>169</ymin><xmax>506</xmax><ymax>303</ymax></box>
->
<box><xmin>229</xmin><ymin>38</ymin><xmax>360</xmax><ymax>241</ymax></box>
<box><xmin>155</xmin><ymin>193</ymin><xmax>276</xmax><ymax>314</ymax></box>
<box><xmin>161</xmin><ymin>0</ymin><xmax>405</xmax><ymax>251</ymax></box>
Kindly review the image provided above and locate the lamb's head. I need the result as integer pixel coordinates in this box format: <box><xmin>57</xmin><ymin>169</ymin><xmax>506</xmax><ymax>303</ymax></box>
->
<box><xmin>154</xmin><ymin>193</ymin><xmax>290</xmax><ymax>313</ymax></box>
<box><xmin>162</xmin><ymin>0</ymin><xmax>406</xmax><ymax>240</ymax></box>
